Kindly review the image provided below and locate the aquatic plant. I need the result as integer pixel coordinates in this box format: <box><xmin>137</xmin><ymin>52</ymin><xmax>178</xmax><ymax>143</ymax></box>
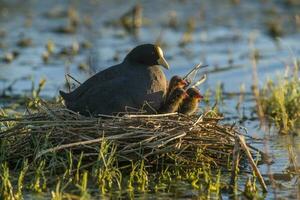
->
<box><xmin>0</xmin><ymin>99</ymin><xmax>265</xmax><ymax>199</ymax></box>
<box><xmin>260</xmin><ymin>62</ymin><xmax>300</xmax><ymax>134</ymax></box>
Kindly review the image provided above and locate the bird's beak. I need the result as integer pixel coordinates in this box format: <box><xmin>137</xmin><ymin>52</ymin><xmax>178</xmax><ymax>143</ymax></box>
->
<box><xmin>184</xmin><ymin>92</ymin><xmax>189</xmax><ymax>99</ymax></box>
<box><xmin>196</xmin><ymin>94</ymin><xmax>204</xmax><ymax>99</ymax></box>
<box><xmin>156</xmin><ymin>46</ymin><xmax>169</xmax><ymax>69</ymax></box>
<box><xmin>157</xmin><ymin>56</ymin><xmax>169</xmax><ymax>69</ymax></box>
<box><xmin>180</xmin><ymin>80</ymin><xmax>188</xmax><ymax>87</ymax></box>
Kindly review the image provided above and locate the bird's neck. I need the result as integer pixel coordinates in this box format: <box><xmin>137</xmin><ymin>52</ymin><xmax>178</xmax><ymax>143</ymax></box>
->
<box><xmin>188</xmin><ymin>98</ymin><xmax>199</xmax><ymax>105</ymax></box>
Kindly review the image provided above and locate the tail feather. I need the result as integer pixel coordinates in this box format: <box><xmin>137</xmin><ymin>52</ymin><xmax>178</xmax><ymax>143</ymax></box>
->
<box><xmin>60</xmin><ymin>90</ymin><xmax>73</xmax><ymax>109</ymax></box>
<box><xmin>59</xmin><ymin>90</ymin><xmax>72</xmax><ymax>101</ymax></box>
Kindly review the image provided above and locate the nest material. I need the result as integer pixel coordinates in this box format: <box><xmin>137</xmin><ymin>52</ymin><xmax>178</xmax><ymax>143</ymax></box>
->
<box><xmin>0</xmin><ymin>102</ymin><xmax>255</xmax><ymax>168</ymax></box>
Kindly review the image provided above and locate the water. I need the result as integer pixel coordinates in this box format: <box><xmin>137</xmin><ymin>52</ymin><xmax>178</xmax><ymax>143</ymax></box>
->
<box><xmin>0</xmin><ymin>0</ymin><xmax>300</xmax><ymax>199</ymax></box>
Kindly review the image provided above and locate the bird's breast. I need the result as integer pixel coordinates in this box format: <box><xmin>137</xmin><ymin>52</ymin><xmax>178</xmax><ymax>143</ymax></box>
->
<box><xmin>147</xmin><ymin>66</ymin><xmax>167</xmax><ymax>93</ymax></box>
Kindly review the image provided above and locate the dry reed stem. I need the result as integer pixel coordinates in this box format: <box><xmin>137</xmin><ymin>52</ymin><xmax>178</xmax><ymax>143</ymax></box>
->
<box><xmin>238</xmin><ymin>135</ymin><xmax>268</xmax><ymax>192</ymax></box>
<box><xmin>0</xmin><ymin>103</ymin><xmax>261</xmax><ymax>170</ymax></box>
<box><xmin>230</xmin><ymin>135</ymin><xmax>241</xmax><ymax>187</ymax></box>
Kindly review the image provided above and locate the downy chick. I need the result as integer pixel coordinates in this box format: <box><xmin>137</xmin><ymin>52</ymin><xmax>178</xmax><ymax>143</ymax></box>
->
<box><xmin>165</xmin><ymin>75</ymin><xmax>188</xmax><ymax>102</ymax></box>
<box><xmin>179</xmin><ymin>87</ymin><xmax>203</xmax><ymax>115</ymax></box>
<box><xmin>160</xmin><ymin>87</ymin><xmax>188</xmax><ymax>113</ymax></box>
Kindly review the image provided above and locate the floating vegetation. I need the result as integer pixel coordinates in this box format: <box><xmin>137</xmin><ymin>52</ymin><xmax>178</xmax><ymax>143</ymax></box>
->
<box><xmin>46</xmin><ymin>40</ymin><xmax>56</xmax><ymax>54</ymax></box>
<box><xmin>78</xmin><ymin>62</ymin><xmax>89</xmax><ymax>71</ymax></box>
<box><xmin>179</xmin><ymin>17</ymin><xmax>196</xmax><ymax>47</ymax></box>
<box><xmin>53</xmin><ymin>25</ymin><xmax>76</xmax><ymax>34</ymax></box>
<box><xmin>266</xmin><ymin>20</ymin><xmax>283</xmax><ymax>39</ymax></box>
<box><xmin>103</xmin><ymin>3</ymin><xmax>144</xmax><ymax>36</ymax></box>
<box><xmin>44</xmin><ymin>6</ymin><xmax>68</xmax><ymax>19</ymax></box>
<box><xmin>59</xmin><ymin>41</ymin><xmax>80</xmax><ymax>56</ymax></box>
<box><xmin>120</xmin><ymin>4</ymin><xmax>143</xmax><ymax>34</ymax></box>
<box><xmin>2</xmin><ymin>51</ymin><xmax>19</xmax><ymax>63</ymax></box>
<box><xmin>16</xmin><ymin>37</ymin><xmax>33</xmax><ymax>48</ymax></box>
<box><xmin>41</xmin><ymin>51</ymin><xmax>50</xmax><ymax>63</ymax></box>
<box><xmin>52</xmin><ymin>7</ymin><xmax>79</xmax><ymax>34</ymax></box>
<box><xmin>168</xmin><ymin>11</ymin><xmax>178</xmax><ymax>30</ymax></box>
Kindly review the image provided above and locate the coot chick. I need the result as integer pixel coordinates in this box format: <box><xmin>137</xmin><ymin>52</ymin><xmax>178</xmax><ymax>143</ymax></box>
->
<box><xmin>165</xmin><ymin>75</ymin><xmax>187</xmax><ymax>101</ymax></box>
<box><xmin>160</xmin><ymin>87</ymin><xmax>188</xmax><ymax>113</ymax></box>
<box><xmin>179</xmin><ymin>87</ymin><xmax>203</xmax><ymax>115</ymax></box>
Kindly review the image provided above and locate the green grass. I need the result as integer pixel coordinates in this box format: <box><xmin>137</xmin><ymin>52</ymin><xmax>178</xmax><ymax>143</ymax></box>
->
<box><xmin>259</xmin><ymin>62</ymin><xmax>300</xmax><ymax>134</ymax></box>
<box><xmin>0</xmin><ymin>149</ymin><xmax>227</xmax><ymax>199</ymax></box>
<box><xmin>0</xmin><ymin>133</ymin><xmax>262</xmax><ymax>199</ymax></box>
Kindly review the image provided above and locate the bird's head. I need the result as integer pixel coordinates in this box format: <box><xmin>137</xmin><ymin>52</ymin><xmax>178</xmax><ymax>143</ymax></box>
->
<box><xmin>170</xmin><ymin>88</ymin><xmax>188</xmax><ymax>102</ymax></box>
<box><xmin>125</xmin><ymin>44</ymin><xmax>169</xmax><ymax>69</ymax></box>
<box><xmin>169</xmin><ymin>76</ymin><xmax>188</xmax><ymax>89</ymax></box>
<box><xmin>187</xmin><ymin>88</ymin><xmax>203</xmax><ymax>100</ymax></box>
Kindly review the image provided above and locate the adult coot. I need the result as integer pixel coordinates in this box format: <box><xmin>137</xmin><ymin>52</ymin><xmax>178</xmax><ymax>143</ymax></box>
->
<box><xmin>60</xmin><ymin>44</ymin><xmax>169</xmax><ymax>116</ymax></box>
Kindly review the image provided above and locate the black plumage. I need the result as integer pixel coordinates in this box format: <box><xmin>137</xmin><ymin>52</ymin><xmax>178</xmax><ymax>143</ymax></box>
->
<box><xmin>178</xmin><ymin>87</ymin><xmax>203</xmax><ymax>115</ymax></box>
<box><xmin>60</xmin><ymin>44</ymin><xmax>169</xmax><ymax>116</ymax></box>
<box><xmin>165</xmin><ymin>75</ymin><xmax>188</xmax><ymax>102</ymax></box>
<box><xmin>159</xmin><ymin>87</ymin><xmax>187</xmax><ymax>113</ymax></box>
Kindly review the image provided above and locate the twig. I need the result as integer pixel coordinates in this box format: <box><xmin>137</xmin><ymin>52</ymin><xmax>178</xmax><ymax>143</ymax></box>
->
<box><xmin>238</xmin><ymin>135</ymin><xmax>268</xmax><ymax>192</ymax></box>
<box><xmin>156</xmin><ymin>132</ymin><xmax>186</xmax><ymax>148</ymax></box>
<box><xmin>67</xmin><ymin>74</ymin><xmax>82</xmax><ymax>85</ymax></box>
<box><xmin>183</xmin><ymin>63</ymin><xmax>208</xmax><ymax>80</ymax></box>
<box><xmin>189</xmin><ymin>114</ymin><xmax>204</xmax><ymax>131</ymax></box>
<box><xmin>191</xmin><ymin>74</ymin><xmax>207</xmax><ymax>88</ymax></box>
<box><xmin>124</xmin><ymin>112</ymin><xmax>178</xmax><ymax>118</ymax></box>
<box><xmin>65</xmin><ymin>74</ymin><xmax>71</xmax><ymax>92</ymax></box>
<box><xmin>35</xmin><ymin>132</ymin><xmax>138</xmax><ymax>159</ymax></box>
<box><xmin>230</xmin><ymin>135</ymin><xmax>241</xmax><ymax>189</ymax></box>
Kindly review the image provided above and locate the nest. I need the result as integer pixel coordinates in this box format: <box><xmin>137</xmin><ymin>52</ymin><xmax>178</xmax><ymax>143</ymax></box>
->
<box><xmin>0</xmin><ymin>101</ymin><xmax>260</xmax><ymax>170</ymax></box>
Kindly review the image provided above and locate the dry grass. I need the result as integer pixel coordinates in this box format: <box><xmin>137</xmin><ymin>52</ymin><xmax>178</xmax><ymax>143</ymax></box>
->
<box><xmin>0</xmin><ymin>101</ymin><xmax>257</xmax><ymax>170</ymax></box>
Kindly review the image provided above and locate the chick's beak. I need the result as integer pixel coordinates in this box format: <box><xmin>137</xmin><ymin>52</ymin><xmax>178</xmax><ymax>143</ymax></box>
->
<box><xmin>180</xmin><ymin>80</ymin><xmax>188</xmax><ymax>87</ymax></box>
<box><xmin>183</xmin><ymin>92</ymin><xmax>189</xmax><ymax>99</ymax></box>
<box><xmin>157</xmin><ymin>56</ymin><xmax>169</xmax><ymax>69</ymax></box>
<box><xmin>196</xmin><ymin>94</ymin><xmax>204</xmax><ymax>99</ymax></box>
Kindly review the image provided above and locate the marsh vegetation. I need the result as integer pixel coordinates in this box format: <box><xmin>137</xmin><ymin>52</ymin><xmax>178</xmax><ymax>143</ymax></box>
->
<box><xmin>0</xmin><ymin>0</ymin><xmax>300</xmax><ymax>199</ymax></box>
